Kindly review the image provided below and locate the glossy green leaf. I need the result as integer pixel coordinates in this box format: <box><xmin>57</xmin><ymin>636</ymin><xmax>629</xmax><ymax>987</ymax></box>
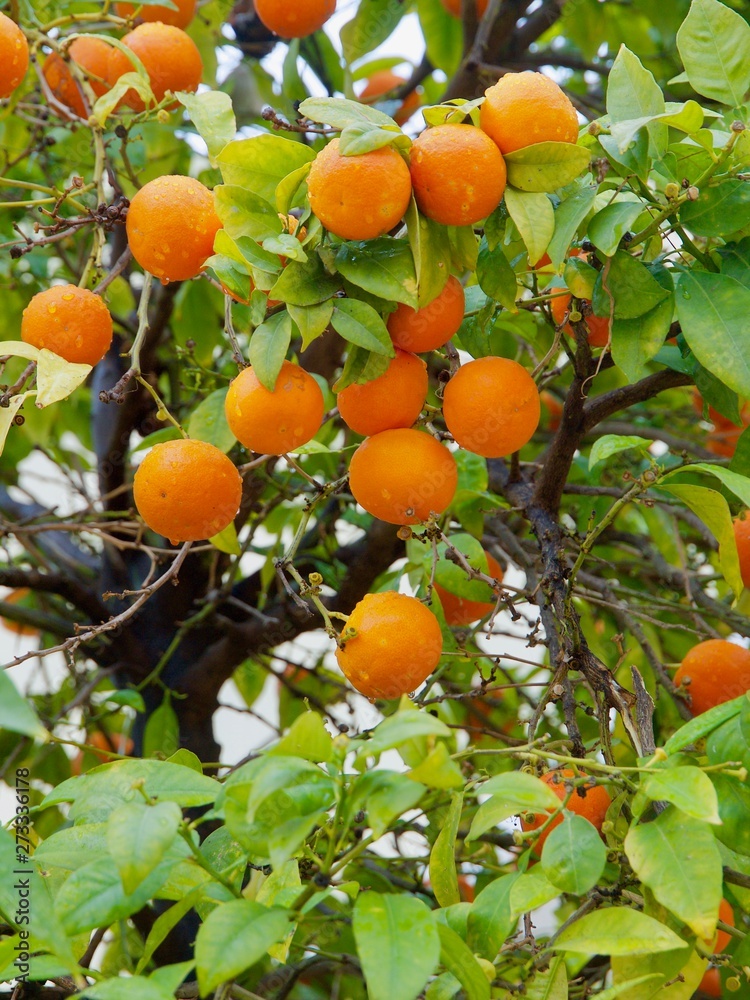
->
<box><xmin>0</xmin><ymin>670</ymin><xmax>46</xmax><ymax>740</ymax></box>
<box><xmin>509</xmin><ymin>869</ymin><xmax>560</xmax><ymax>920</ymax></box>
<box><xmin>555</xmin><ymin>907</ymin><xmax>685</xmax><ymax>955</ymax></box>
<box><xmin>36</xmin><ymin>350</ymin><xmax>91</xmax><ymax>408</ymax></box>
<box><xmin>663</xmin><ymin>694</ymin><xmax>744</xmax><ymax>754</ymax></box>
<box><xmin>589</xmin><ymin>434</ymin><xmax>653</xmax><ymax>471</ymax></box>
<box><xmin>542</xmin><ymin>813</ymin><xmax>607</xmax><ymax>895</ymax></box>
<box><xmin>681</xmin><ymin>179</ymin><xmax>750</xmax><ymax>237</ymax></box>
<box><xmin>607</xmin><ymin>44</ymin><xmax>665</xmax><ymax>126</ymax></box>
<box><xmin>340</xmin><ymin>0</ymin><xmax>406</xmax><ymax>63</ymax></box>
<box><xmin>548</xmin><ymin>182</ymin><xmax>597</xmax><ymax>269</ymax></box>
<box><xmin>81</xmin><ymin>977</ymin><xmax>173</xmax><ymax>1000</ymax></box>
<box><xmin>407</xmin><ymin>199</ymin><xmax>452</xmax><ymax>307</ymax></box>
<box><xmin>300</xmin><ymin>96</ymin><xmax>397</xmax><ymax>129</ymax></box>
<box><xmin>676</xmin><ymin>0</ymin><xmax>750</xmax><ymax>106</ymax></box>
<box><xmin>287</xmin><ymin>301</ymin><xmax>334</xmax><ymax>349</ymax></box>
<box><xmin>331</xmin><ymin>299</ymin><xmax>395</xmax><ymax>355</ymax></box>
<box><xmin>268</xmin><ymin>253</ymin><xmax>342</xmax><ymax>306</ymax></box>
<box><xmin>217</xmin><ymin>135</ymin><xmax>316</xmax><ymax>202</ymax></box>
<box><xmin>177</xmin><ymin>91</ymin><xmax>236</xmax><ymax>166</ymax></box>
<box><xmin>195</xmin><ymin>899</ymin><xmax>290</xmax><ymax>996</ymax></box>
<box><xmin>611</xmin><ymin>285</ymin><xmax>674</xmax><ymax>382</ymax></box>
<box><xmin>248</xmin><ymin>310</ymin><xmax>293</xmax><ymax>392</ymax></box>
<box><xmin>214</xmin><ymin>185</ymin><xmax>284</xmax><ymax>242</ymax></box>
<box><xmin>640</xmin><ymin>766</ymin><xmax>721</xmax><ymax>824</ymax></box>
<box><xmin>271</xmin><ymin>711</ymin><xmax>333</xmax><ymax>763</ymax></box>
<box><xmin>588</xmin><ymin>200</ymin><xmax>644</xmax><ymax>257</ymax></box>
<box><xmin>408</xmin><ymin>742</ymin><xmax>464</xmax><ymax>789</ymax></box>
<box><xmin>436</xmin><ymin>922</ymin><xmax>491</xmax><ymax>1000</ymax></box>
<box><xmin>504</xmin><ymin>188</ymin><xmax>554</xmax><ymax>267</ymax></box>
<box><xmin>106</xmin><ymin>801</ymin><xmax>181</xmax><ymax>895</ymax></box>
<box><xmin>477</xmin><ymin>238</ymin><xmax>517</xmax><ymax>310</ymax></box>
<box><xmin>525</xmin><ymin>956</ymin><xmax>568</xmax><ymax>1000</ymax></box>
<box><xmin>504</xmin><ymin>142</ymin><xmax>590</xmax><ymax>193</ymax></box>
<box><xmin>467</xmin><ymin>873</ymin><xmax>518</xmax><ymax>959</ymax></box>
<box><xmin>353</xmin><ymin>892</ymin><xmax>440</xmax><ymax>1000</ymax></box>
<box><xmin>335</xmin><ymin>238</ymin><xmax>418</xmax><ymax>307</ymax></box>
<box><xmin>186</xmin><ymin>388</ymin><xmax>235</xmax><ymax>453</ymax></box>
<box><xmin>592</xmin><ymin>251</ymin><xmax>670</xmax><ymax>320</ymax></box>
<box><xmin>625</xmin><ymin>807</ymin><xmax>722</xmax><ymax>938</ymax></box>
<box><xmin>359</xmin><ymin>710</ymin><xmax>451</xmax><ymax>758</ymax></box>
<box><xmin>430</xmin><ymin>792</ymin><xmax>463</xmax><ymax>907</ymax></box>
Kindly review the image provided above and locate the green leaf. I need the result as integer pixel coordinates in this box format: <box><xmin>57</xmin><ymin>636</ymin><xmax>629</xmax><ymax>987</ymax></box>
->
<box><xmin>334</xmin><ymin>344</ymin><xmax>391</xmax><ymax>391</ymax></box>
<box><xmin>681</xmin><ymin>179</ymin><xmax>750</xmax><ymax>237</ymax></box>
<box><xmin>271</xmin><ymin>711</ymin><xmax>333</xmax><ymax>763</ymax></box>
<box><xmin>640</xmin><ymin>767</ymin><xmax>721</xmax><ymax>824</ymax></box>
<box><xmin>36</xmin><ymin>350</ymin><xmax>91</xmax><ymax>408</ymax></box>
<box><xmin>433</xmin><ymin>533</ymin><xmax>494</xmax><ymax>602</ymax></box>
<box><xmin>607</xmin><ymin>45</ymin><xmax>665</xmax><ymax>125</ymax></box>
<box><xmin>670</xmin><ymin>463</ymin><xmax>750</xmax><ymax>509</ymax></box>
<box><xmin>348</xmin><ymin>771</ymin><xmax>426</xmax><ymax>838</ymax></box>
<box><xmin>81</xmin><ymin>977</ymin><xmax>173</xmax><ymax>1000</ymax></box>
<box><xmin>143</xmin><ymin>698</ymin><xmax>180</xmax><ymax>759</ymax></box>
<box><xmin>610</xmin><ymin>101</ymin><xmax>705</xmax><ymax>155</ymax></box>
<box><xmin>248</xmin><ymin>310</ymin><xmax>293</xmax><ymax>392</ymax></box>
<box><xmin>106</xmin><ymin>801</ymin><xmax>181</xmax><ymax>895</ymax></box>
<box><xmin>611</xmin><ymin>286</ymin><xmax>674</xmax><ymax>382</ymax></box>
<box><xmin>359</xmin><ymin>710</ymin><xmax>451</xmax><ymax>759</ymax></box>
<box><xmin>339</xmin><ymin>122</ymin><xmax>408</xmax><ymax>155</ymax></box>
<box><xmin>504</xmin><ymin>188</ymin><xmax>554</xmax><ymax>267</ymax></box>
<box><xmin>408</xmin><ymin>742</ymin><xmax>464</xmax><ymax>789</ymax></box>
<box><xmin>340</xmin><ymin>0</ymin><xmax>406</xmax><ymax>64</ymax></box>
<box><xmin>435</xmin><ymin>922</ymin><xmax>491</xmax><ymax>1000</ymax></box>
<box><xmin>430</xmin><ymin>792</ymin><xmax>463</xmax><ymax>907</ymax></box>
<box><xmin>415</xmin><ymin>0</ymin><xmax>463</xmax><ymax>76</ymax></box>
<box><xmin>480</xmin><ymin>770</ymin><xmax>563</xmax><ymax>809</ymax></box>
<box><xmin>288</xmin><ymin>301</ymin><xmax>334</xmax><ymax>350</ymax></box>
<box><xmin>331</xmin><ymin>299</ymin><xmax>395</xmax><ymax>356</ymax></box>
<box><xmin>214</xmin><ymin>185</ymin><xmax>284</xmax><ymax>242</ymax></box>
<box><xmin>0</xmin><ymin>393</ymin><xmax>28</xmax><ymax>458</ymax></box>
<box><xmin>589</xmin><ymin>434</ymin><xmax>653</xmax><ymax>471</ymax></box>
<box><xmin>525</xmin><ymin>957</ymin><xmax>568</xmax><ymax>1000</ymax></box>
<box><xmin>676</xmin><ymin>0</ymin><xmax>750</xmax><ymax>107</ymax></box>
<box><xmin>177</xmin><ymin>91</ymin><xmax>236</xmax><ymax>166</ymax></box>
<box><xmin>592</xmin><ymin>252</ymin><xmax>670</xmax><ymax>320</ymax></box>
<box><xmin>625</xmin><ymin>807</ymin><xmax>722</xmax><ymax>938</ymax></box>
<box><xmin>554</xmin><ymin>907</ymin><xmax>685</xmax><ymax>955</ymax></box>
<box><xmin>217</xmin><ymin>135</ymin><xmax>316</xmax><ymax>203</ymax></box>
<box><xmin>268</xmin><ymin>254</ymin><xmax>342</xmax><ymax>306</ymax></box>
<box><xmin>509</xmin><ymin>870</ymin><xmax>560</xmax><ymax>920</ymax></box>
<box><xmin>195</xmin><ymin>899</ymin><xmax>290</xmax><ymax>997</ymax></box>
<box><xmin>353</xmin><ymin>893</ymin><xmax>440</xmax><ymax>1000</ymax></box>
<box><xmin>406</xmin><ymin>199</ymin><xmax>453</xmax><ymax>307</ymax></box>
<box><xmin>0</xmin><ymin>670</ymin><xmax>46</xmax><ymax>740</ymax></box>
<box><xmin>658</xmin><ymin>482</ymin><xmax>743</xmax><ymax>598</ymax></box>
<box><xmin>477</xmin><ymin>238</ymin><xmax>517</xmax><ymax>310</ymax></box>
<box><xmin>210</xmin><ymin>521</ymin><xmax>241</xmax><ymax>555</ymax></box>
<box><xmin>588</xmin><ymin>200</ymin><xmax>644</xmax><ymax>257</ymax></box>
<box><xmin>610</xmin><ymin>949</ymin><xmax>705</xmax><ymax>1000</ymax></box>
<box><xmin>541</xmin><ymin>814</ymin><xmax>607</xmax><ymax>895</ymax></box>
<box><xmin>335</xmin><ymin>238</ymin><xmax>418</xmax><ymax>307</ymax></box>
<box><xmin>467</xmin><ymin>874</ymin><xmax>518</xmax><ymax>960</ymax></box>
<box><xmin>299</xmin><ymin>96</ymin><xmax>397</xmax><ymax>130</ymax></box>
<box><xmin>186</xmin><ymin>388</ymin><xmax>235</xmax><ymax>453</ymax></box>
<box><xmin>713</xmin><ymin>772</ymin><xmax>750</xmax><ymax>855</ymax></box>
<box><xmin>504</xmin><ymin>142</ymin><xmax>591</xmax><ymax>193</ymax></box>
<box><xmin>548</xmin><ymin>182</ymin><xmax>597</xmax><ymax>269</ymax></box>
<box><xmin>663</xmin><ymin>695</ymin><xmax>745</xmax><ymax>754</ymax></box>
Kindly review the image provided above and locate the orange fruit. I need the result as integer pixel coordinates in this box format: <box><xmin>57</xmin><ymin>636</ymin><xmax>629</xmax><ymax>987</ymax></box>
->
<box><xmin>521</xmin><ymin>768</ymin><xmax>611</xmax><ymax>858</ymax></box>
<box><xmin>443</xmin><ymin>357</ymin><xmax>540</xmax><ymax>458</ymax></box>
<box><xmin>698</xmin><ymin>968</ymin><xmax>722</xmax><ymax>997</ymax></box>
<box><xmin>115</xmin><ymin>0</ymin><xmax>197</xmax><ymax>29</ymax></box>
<box><xmin>335</xmin><ymin>591</ymin><xmax>443</xmax><ymax>699</ymax></box>
<box><xmin>126</xmin><ymin>175</ymin><xmax>222</xmax><ymax>284</ymax></box>
<box><xmin>72</xmin><ymin>730</ymin><xmax>135</xmax><ymax>775</ymax></box>
<box><xmin>410</xmin><ymin>124</ymin><xmax>506</xmax><ymax>227</ymax></box>
<box><xmin>735</xmin><ymin>516</ymin><xmax>750</xmax><ymax>589</ymax></box>
<box><xmin>674</xmin><ymin>640</ymin><xmax>750</xmax><ymax>715</ymax></box>
<box><xmin>307</xmin><ymin>138</ymin><xmax>412</xmax><ymax>241</ymax></box>
<box><xmin>225</xmin><ymin>361</ymin><xmax>325</xmax><ymax>455</ymax></box>
<box><xmin>133</xmin><ymin>438</ymin><xmax>242</xmax><ymax>543</ymax></box>
<box><xmin>1</xmin><ymin>589</ymin><xmax>37</xmax><ymax>637</ymax></box>
<box><xmin>540</xmin><ymin>390</ymin><xmax>563</xmax><ymax>432</ymax></box>
<box><xmin>440</xmin><ymin>0</ymin><xmax>489</xmax><ymax>15</ymax></box>
<box><xmin>348</xmin><ymin>428</ymin><xmax>458</xmax><ymax>525</ymax></box>
<box><xmin>550</xmin><ymin>291</ymin><xmax>610</xmax><ymax>348</ymax></box>
<box><xmin>388</xmin><ymin>275</ymin><xmax>465</xmax><ymax>353</ymax></box>
<box><xmin>254</xmin><ymin>0</ymin><xmax>336</xmax><ymax>38</ymax></box>
<box><xmin>21</xmin><ymin>285</ymin><xmax>113</xmax><ymax>366</ymax></box>
<box><xmin>704</xmin><ymin>899</ymin><xmax>735</xmax><ymax>955</ymax></box>
<box><xmin>480</xmin><ymin>72</ymin><xmax>580</xmax><ymax>155</ymax></box>
<box><xmin>337</xmin><ymin>349</ymin><xmax>427</xmax><ymax>436</ymax></box>
<box><xmin>359</xmin><ymin>69</ymin><xmax>420</xmax><ymax>126</ymax></box>
<box><xmin>106</xmin><ymin>22</ymin><xmax>202</xmax><ymax>111</ymax></box>
<box><xmin>0</xmin><ymin>12</ymin><xmax>28</xmax><ymax>99</ymax></box>
<box><xmin>42</xmin><ymin>37</ymin><xmax>112</xmax><ymax>118</ymax></box>
<box><xmin>434</xmin><ymin>550</ymin><xmax>504</xmax><ymax>626</ymax></box>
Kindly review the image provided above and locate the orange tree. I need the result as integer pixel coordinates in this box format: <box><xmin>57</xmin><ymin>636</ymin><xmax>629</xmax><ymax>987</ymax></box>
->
<box><xmin>4</xmin><ymin>1</ymin><xmax>750</xmax><ymax>998</ymax></box>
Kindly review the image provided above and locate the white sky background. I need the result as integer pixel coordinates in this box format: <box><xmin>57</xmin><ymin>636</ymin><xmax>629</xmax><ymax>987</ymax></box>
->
<box><xmin>1</xmin><ymin>4</ymin><xmax>546</xmax><ymax>813</ymax></box>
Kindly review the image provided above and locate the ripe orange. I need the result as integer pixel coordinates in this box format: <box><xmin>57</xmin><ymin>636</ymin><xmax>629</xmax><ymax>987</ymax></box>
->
<box><xmin>540</xmin><ymin>390</ymin><xmax>563</xmax><ymax>432</ymax></box>
<box><xmin>410</xmin><ymin>124</ymin><xmax>506</xmax><ymax>227</ymax></box>
<box><xmin>254</xmin><ymin>0</ymin><xmax>336</xmax><ymax>38</ymax></box>
<box><xmin>550</xmin><ymin>292</ymin><xmax>610</xmax><ymax>348</ymax></box>
<box><xmin>440</xmin><ymin>0</ymin><xmax>489</xmax><ymax>15</ymax></box>
<box><xmin>337</xmin><ymin>349</ymin><xmax>427</xmax><ymax>436</ymax></box>
<box><xmin>348</xmin><ymin>428</ymin><xmax>458</xmax><ymax>525</ymax></box>
<box><xmin>703</xmin><ymin>898</ymin><xmax>734</xmax><ymax>955</ymax></box>
<box><xmin>442</xmin><ymin>357</ymin><xmax>540</xmax><ymax>458</ymax></box>
<box><xmin>225</xmin><ymin>361</ymin><xmax>324</xmax><ymax>455</ymax></box>
<box><xmin>674</xmin><ymin>640</ymin><xmax>750</xmax><ymax>715</ymax></box>
<box><xmin>521</xmin><ymin>768</ymin><xmax>611</xmax><ymax>857</ymax></box>
<box><xmin>388</xmin><ymin>275</ymin><xmax>465</xmax><ymax>353</ymax></box>
<box><xmin>21</xmin><ymin>285</ymin><xmax>113</xmax><ymax>366</ymax></box>
<box><xmin>126</xmin><ymin>175</ymin><xmax>222</xmax><ymax>284</ymax></box>
<box><xmin>698</xmin><ymin>968</ymin><xmax>722</xmax><ymax>997</ymax></box>
<box><xmin>307</xmin><ymin>139</ymin><xmax>412</xmax><ymax>241</ymax></box>
<box><xmin>359</xmin><ymin>69</ymin><xmax>420</xmax><ymax>126</ymax></box>
<box><xmin>480</xmin><ymin>72</ymin><xmax>579</xmax><ymax>155</ymax></box>
<box><xmin>335</xmin><ymin>591</ymin><xmax>443</xmax><ymax>700</ymax></box>
<box><xmin>735</xmin><ymin>516</ymin><xmax>750</xmax><ymax>589</ymax></box>
<box><xmin>0</xmin><ymin>12</ymin><xmax>28</xmax><ymax>99</ymax></box>
<box><xmin>43</xmin><ymin>38</ymin><xmax>111</xmax><ymax>118</ymax></box>
<box><xmin>106</xmin><ymin>22</ymin><xmax>202</xmax><ymax>111</ymax></box>
<box><xmin>1</xmin><ymin>589</ymin><xmax>37</xmax><ymax>637</ymax></box>
<box><xmin>434</xmin><ymin>550</ymin><xmax>504</xmax><ymax>626</ymax></box>
<box><xmin>133</xmin><ymin>438</ymin><xmax>242</xmax><ymax>543</ymax></box>
<box><xmin>115</xmin><ymin>0</ymin><xmax>197</xmax><ymax>29</ymax></box>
